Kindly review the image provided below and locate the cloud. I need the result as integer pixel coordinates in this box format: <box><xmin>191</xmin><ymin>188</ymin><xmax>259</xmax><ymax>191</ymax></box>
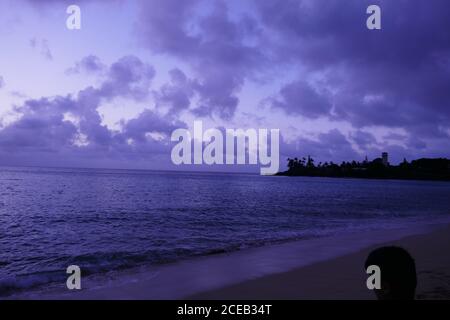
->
<box><xmin>254</xmin><ymin>0</ymin><xmax>450</xmax><ymax>136</ymax></box>
<box><xmin>0</xmin><ymin>55</ymin><xmax>183</xmax><ymax>167</ymax></box>
<box><xmin>132</xmin><ymin>0</ymin><xmax>450</xmax><ymax>163</ymax></box>
<box><xmin>122</xmin><ymin>109</ymin><xmax>186</xmax><ymax>145</ymax></box>
<box><xmin>66</xmin><ymin>55</ymin><xmax>106</xmax><ymax>75</ymax></box>
<box><xmin>4</xmin><ymin>0</ymin><xmax>450</xmax><ymax>169</ymax></box>
<box><xmin>350</xmin><ymin>130</ymin><xmax>377</xmax><ymax>149</ymax></box>
<box><xmin>136</xmin><ymin>0</ymin><xmax>266</xmax><ymax>120</ymax></box>
<box><xmin>153</xmin><ymin>68</ymin><xmax>194</xmax><ymax>116</ymax></box>
<box><xmin>0</xmin><ymin>98</ymin><xmax>78</xmax><ymax>152</ymax></box>
<box><xmin>0</xmin><ymin>76</ymin><xmax>4</xmax><ymax>89</ymax></box>
<box><xmin>280</xmin><ymin>129</ymin><xmax>360</xmax><ymax>165</ymax></box>
<box><xmin>30</xmin><ymin>38</ymin><xmax>53</xmax><ymax>60</ymax></box>
<box><xmin>279</xmin><ymin>127</ymin><xmax>450</xmax><ymax>169</ymax></box>
<box><xmin>270</xmin><ymin>80</ymin><xmax>332</xmax><ymax>118</ymax></box>
<box><xmin>98</xmin><ymin>55</ymin><xmax>155</xmax><ymax>101</ymax></box>
<box><xmin>134</xmin><ymin>0</ymin><xmax>450</xmax><ymax>135</ymax></box>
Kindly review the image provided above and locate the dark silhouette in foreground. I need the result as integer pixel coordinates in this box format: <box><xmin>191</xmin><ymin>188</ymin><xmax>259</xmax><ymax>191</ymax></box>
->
<box><xmin>277</xmin><ymin>153</ymin><xmax>450</xmax><ymax>181</ymax></box>
<box><xmin>365</xmin><ymin>246</ymin><xmax>417</xmax><ymax>300</ymax></box>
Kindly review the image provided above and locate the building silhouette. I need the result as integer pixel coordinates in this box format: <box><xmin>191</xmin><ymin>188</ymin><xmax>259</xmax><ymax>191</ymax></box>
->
<box><xmin>382</xmin><ymin>152</ymin><xmax>389</xmax><ymax>166</ymax></box>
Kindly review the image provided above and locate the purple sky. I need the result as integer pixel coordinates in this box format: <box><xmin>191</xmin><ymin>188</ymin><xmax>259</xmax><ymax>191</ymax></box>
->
<box><xmin>1</xmin><ymin>0</ymin><xmax>450</xmax><ymax>171</ymax></box>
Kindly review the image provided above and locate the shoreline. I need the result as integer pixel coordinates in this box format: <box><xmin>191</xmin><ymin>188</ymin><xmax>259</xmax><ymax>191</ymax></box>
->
<box><xmin>276</xmin><ymin>171</ymin><xmax>450</xmax><ymax>182</ymax></box>
<box><xmin>189</xmin><ymin>223</ymin><xmax>450</xmax><ymax>300</ymax></box>
<box><xmin>9</xmin><ymin>220</ymin><xmax>450</xmax><ymax>300</ymax></box>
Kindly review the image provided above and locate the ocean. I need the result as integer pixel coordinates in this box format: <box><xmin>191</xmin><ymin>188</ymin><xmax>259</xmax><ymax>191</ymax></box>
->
<box><xmin>1</xmin><ymin>166</ymin><xmax>450</xmax><ymax>296</ymax></box>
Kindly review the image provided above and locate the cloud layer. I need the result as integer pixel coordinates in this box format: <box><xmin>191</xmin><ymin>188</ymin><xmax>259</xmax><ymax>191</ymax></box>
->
<box><xmin>1</xmin><ymin>0</ymin><xmax>450</xmax><ymax>170</ymax></box>
<box><xmin>0</xmin><ymin>56</ymin><xmax>185</xmax><ymax>168</ymax></box>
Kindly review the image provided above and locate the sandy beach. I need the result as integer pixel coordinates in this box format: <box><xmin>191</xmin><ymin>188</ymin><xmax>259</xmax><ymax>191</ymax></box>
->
<box><xmin>189</xmin><ymin>224</ymin><xmax>450</xmax><ymax>300</ymax></box>
<box><xmin>9</xmin><ymin>221</ymin><xmax>450</xmax><ymax>300</ymax></box>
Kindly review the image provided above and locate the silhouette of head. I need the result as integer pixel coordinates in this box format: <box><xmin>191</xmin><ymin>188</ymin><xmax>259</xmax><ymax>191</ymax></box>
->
<box><xmin>365</xmin><ymin>246</ymin><xmax>417</xmax><ymax>300</ymax></box>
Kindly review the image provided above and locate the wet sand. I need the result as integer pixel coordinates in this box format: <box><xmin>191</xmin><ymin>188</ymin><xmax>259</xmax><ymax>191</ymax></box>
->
<box><xmin>189</xmin><ymin>224</ymin><xmax>450</xmax><ymax>300</ymax></box>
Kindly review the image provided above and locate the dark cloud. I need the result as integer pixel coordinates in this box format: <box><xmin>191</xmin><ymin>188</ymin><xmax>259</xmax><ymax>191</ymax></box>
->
<box><xmin>66</xmin><ymin>55</ymin><xmax>106</xmax><ymax>75</ymax></box>
<box><xmin>280</xmin><ymin>129</ymin><xmax>360</xmax><ymax>165</ymax></box>
<box><xmin>4</xmin><ymin>0</ymin><xmax>450</xmax><ymax>168</ymax></box>
<box><xmin>98</xmin><ymin>55</ymin><xmax>155</xmax><ymax>101</ymax></box>
<box><xmin>134</xmin><ymin>0</ymin><xmax>450</xmax><ymax>141</ymax></box>
<box><xmin>153</xmin><ymin>68</ymin><xmax>194</xmax><ymax>115</ymax></box>
<box><xmin>0</xmin><ymin>99</ymin><xmax>77</xmax><ymax>152</ymax></box>
<box><xmin>406</xmin><ymin>136</ymin><xmax>427</xmax><ymax>151</ymax></box>
<box><xmin>134</xmin><ymin>0</ymin><xmax>450</xmax><ymax>163</ymax></box>
<box><xmin>270</xmin><ymin>80</ymin><xmax>332</xmax><ymax>118</ymax></box>
<box><xmin>0</xmin><ymin>56</ymin><xmax>183</xmax><ymax>167</ymax></box>
<box><xmin>136</xmin><ymin>0</ymin><xmax>266</xmax><ymax>120</ymax></box>
<box><xmin>122</xmin><ymin>109</ymin><xmax>186</xmax><ymax>144</ymax></box>
<box><xmin>256</xmin><ymin>0</ymin><xmax>450</xmax><ymax>139</ymax></box>
<box><xmin>350</xmin><ymin>130</ymin><xmax>377</xmax><ymax>149</ymax></box>
<box><xmin>382</xmin><ymin>132</ymin><xmax>407</xmax><ymax>141</ymax></box>
<box><xmin>280</xmin><ymin>128</ymin><xmax>450</xmax><ymax>169</ymax></box>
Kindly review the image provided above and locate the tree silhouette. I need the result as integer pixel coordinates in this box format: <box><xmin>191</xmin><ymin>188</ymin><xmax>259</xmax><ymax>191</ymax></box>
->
<box><xmin>279</xmin><ymin>155</ymin><xmax>450</xmax><ymax>181</ymax></box>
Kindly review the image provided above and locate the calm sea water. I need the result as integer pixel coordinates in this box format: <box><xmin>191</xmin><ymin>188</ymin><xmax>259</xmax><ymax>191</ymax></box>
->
<box><xmin>1</xmin><ymin>166</ymin><xmax>449</xmax><ymax>295</ymax></box>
